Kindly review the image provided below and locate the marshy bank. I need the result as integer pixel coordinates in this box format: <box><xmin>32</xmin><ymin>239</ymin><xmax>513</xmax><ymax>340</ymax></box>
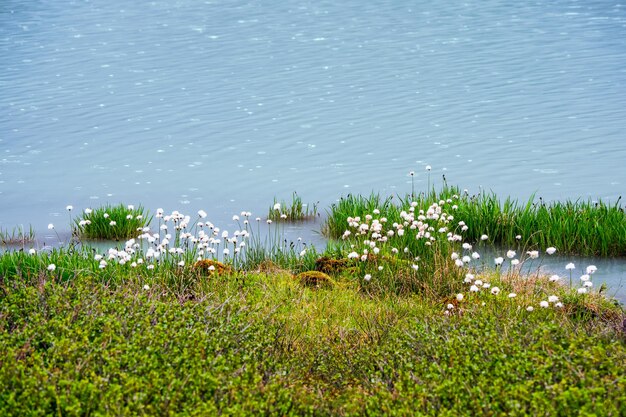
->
<box><xmin>1</xmin><ymin>186</ymin><xmax>625</xmax><ymax>415</ymax></box>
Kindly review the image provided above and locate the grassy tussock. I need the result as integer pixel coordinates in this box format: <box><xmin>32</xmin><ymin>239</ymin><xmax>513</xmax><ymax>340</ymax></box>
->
<box><xmin>0</xmin><ymin>225</ymin><xmax>34</xmax><ymax>246</ymax></box>
<box><xmin>268</xmin><ymin>192</ymin><xmax>318</xmax><ymax>222</ymax></box>
<box><xmin>323</xmin><ymin>185</ymin><xmax>626</xmax><ymax>257</ymax></box>
<box><xmin>73</xmin><ymin>204</ymin><xmax>150</xmax><ymax>240</ymax></box>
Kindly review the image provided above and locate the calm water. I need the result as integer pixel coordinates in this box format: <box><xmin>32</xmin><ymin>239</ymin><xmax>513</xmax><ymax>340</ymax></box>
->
<box><xmin>2</xmin><ymin>1</ymin><xmax>626</xmax><ymax>300</ymax></box>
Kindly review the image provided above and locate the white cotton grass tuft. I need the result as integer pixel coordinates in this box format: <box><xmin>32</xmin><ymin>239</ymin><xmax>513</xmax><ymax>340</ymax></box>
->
<box><xmin>546</xmin><ymin>247</ymin><xmax>556</xmax><ymax>255</ymax></box>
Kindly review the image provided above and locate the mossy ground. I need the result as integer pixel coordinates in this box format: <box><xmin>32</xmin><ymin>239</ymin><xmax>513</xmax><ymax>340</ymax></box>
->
<box><xmin>1</xmin><ymin>262</ymin><xmax>624</xmax><ymax>416</ymax></box>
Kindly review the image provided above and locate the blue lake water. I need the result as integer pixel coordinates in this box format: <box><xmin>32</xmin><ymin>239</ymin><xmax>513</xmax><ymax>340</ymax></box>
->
<box><xmin>1</xmin><ymin>1</ymin><xmax>626</xmax><ymax>301</ymax></box>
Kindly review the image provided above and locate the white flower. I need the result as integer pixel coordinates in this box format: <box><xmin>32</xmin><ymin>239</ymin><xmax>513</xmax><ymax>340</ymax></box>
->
<box><xmin>456</xmin><ymin>293</ymin><xmax>464</xmax><ymax>301</ymax></box>
<box><xmin>549</xmin><ymin>275</ymin><xmax>560</xmax><ymax>282</ymax></box>
<box><xmin>462</xmin><ymin>256</ymin><xmax>471</xmax><ymax>264</ymax></box>
<box><xmin>577</xmin><ymin>287</ymin><xmax>587</xmax><ymax>294</ymax></box>
<box><xmin>527</xmin><ymin>250</ymin><xmax>539</xmax><ymax>259</ymax></box>
<box><xmin>143</xmin><ymin>284</ymin><xmax>150</xmax><ymax>290</ymax></box>
<box><xmin>470</xmin><ymin>285</ymin><xmax>479</xmax><ymax>292</ymax></box>
<box><xmin>412</xmin><ymin>264</ymin><xmax>419</xmax><ymax>271</ymax></box>
<box><xmin>232</xmin><ymin>215</ymin><xmax>239</xmax><ymax>221</ymax></box>
<box><xmin>507</xmin><ymin>250</ymin><xmax>516</xmax><ymax>259</ymax></box>
<box><xmin>425</xmin><ymin>165</ymin><xmax>431</xmax><ymax>171</ymax></box>
<box><xmin>508</xmin><ymin>293</ymin><xmax>517</xmax><ymax>298</ymax></box>
<box><xmin>546</xmin><ymin>247</ymin><xmax>556</xmax><ymax>255</ymax></box>
<box><xmin>223</xmin><ymin>248</ymin><xmax>230</xmax><ymax>256</ymax></box>
<box><xmin>273</xmin><ymin>203</ymin><xmax>281</xmax><ymax>211</ymax></box>
<box><xmin>462</xmin><ymin>243</ymin><xmax>472</xmax><ymax>250</ymax></box>
<box><xmin>565</xmin><ymin>263</ymin><xmax>575</xmax><ymax>270</ymax></box>
<box><xmin>364</xmin><ymin>274</ymin><xmax>372</xmax><ymax>281</ymax></box>
<box><xmin>198</xmin><ymin>210</ymin><xmax>207</xmax><ymax>218</ymax></box>
<box><xmin>28</xmin><ymin>248</ymin><xmax>36</xmax><ymax>255</ymax></box>
<box><xmin>109</xmin><ymin>221</ymin><xmax>117</xmax><ymax>226</ymax></box>
<box><xmin>48</xmin><ymin>223</ymin><xmax>54</xmax><ymax>230</ymax></box>
<box><xmin>580</xmin><ymin>274</ymin><xmax>590</xmax><ymax>282</ymax></box>
<box><xmin>471</xmin><ymin>252</ymin><xmax>480</xmax><ymax>260</ymax></box>
<box><xmin>178</xmin><ymin>261</ymin><xmax>185</xmax><ymax>267</ymax></box>
<box><xmin>147</xmin><ymin>264</ymin><xmax>155</xmax><ymax>270</ymax></box>
<box><xmin>455</xmin><ymin>259</ymin><xmax>464</xmax><ymax>267</ymax></box>
<box><xmin>99</xmin><ymin>260</ymin><xmax>107</xmax><ymax>269</ymax></box>
<box><xmin>66</xmin><ymin>205</ymin><xmax>73</xmax><ymax>211</ymax></box>
<box><xmin>409</xmin><ymin>171</ymin><xmax>415</xmax><ymax>176</ymax></box>
<box><xmin>583</xmin><ymin>281</ymin><xmax>593</xmax><ymax>288</ymax></box>
<box><xmin>548</xmin><ymin>295</ymin><xmax>559</xmax><ymax>303</ymax></box>
<box><xmin>586</xmin><ymin>265</ymin><xmax>597</xmax><ymax>274</ymax></box>
<box><xmin>447</xmin><ymin>303</ymin><xmax>454</xmax><ymax>310</ymax></box>
<box><xmin>511</xmin><ymin>259</ymin><xmax>520</xmax><ymax>266</ymax></box>
<box><xmin>348</xmin><ymin>251</ymin><xmax>359</xmax><ymax>259</ymax></box>
<box><xmin>378</xmin><ymin>266</ymin><xmax>383</xmax><ymax>271</ymax></box>
<box><xmin>480</xmin><ymin>234</ymin><xmax>488</xmax><ymax>241</ymax></box>
<box><xmin>47</xmin><ymin>264</ymin><xmax>56</xmax><ymax>271</ymax></box>
<box><xmin>491</xmin><ymin>287</ymin><xmax>500</xmax><ymax>295</ymax></box>
<box><xmin>494</xmin><ymin>257</ymin><xmax>504</xmax><ymax>266</ymax></box>
<box><xmin>526</xmin><ymin>306</ymin><xmax>534</xmax><ymax>312</ymax></box>
<box><xmin>103</xmin><ymin>213</ymin><xmax>109</xmax><ymax>218</ymax></box>
<box><xmin>515</xmin><ymin>235</ymin><xmax>522</xmax><ymax>240</ymax></box>
<box><xmin>555</xmin><ymin>302</ymin><xmax>563</xmax><ymax>308</ymax></box>
<box><xmin>84</xmin><ymin>208</ymin><xmax>93</xmax><ymax>215</ymax></box>
<box><xmin>540</xmin><ymin>301</ymin><xmax>549</xmax><ymax>308</ymax></box>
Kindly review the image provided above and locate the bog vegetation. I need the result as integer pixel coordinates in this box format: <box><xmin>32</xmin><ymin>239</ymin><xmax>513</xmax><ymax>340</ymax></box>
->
<box><xmin>1</xmin><ymin>184</ymin><xmax>625</xmax><ymax>416</ymax></box>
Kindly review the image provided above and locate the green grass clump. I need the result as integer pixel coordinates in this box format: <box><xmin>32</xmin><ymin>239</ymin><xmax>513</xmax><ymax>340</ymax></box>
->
<box><xmin>0</xmin><ymin>250</ymin><xmax>624</xmax><ymax>416</ymax></box>
<box><xmin>0</xmin><ymin>225</ymin><xmax>34</xmax><ymax>246</ymax></box>
<box><xmin>323</xmin><ymin>185</ymin><xmax>626</xmax><ymax>257</ymax></box>
<box><xmin>268</xmin><ymin>192</ymin><xmax>318</xmax><ymax>222</ymax></box>
<box><xmin>456</xmin><ymin>193</ymin><xmax>626</xmax><ymax>256</ymax></box>
<box><xmin>73</xmin><ymin>204</ymin><xmax>150</xmax><ymax>240</ymax></box>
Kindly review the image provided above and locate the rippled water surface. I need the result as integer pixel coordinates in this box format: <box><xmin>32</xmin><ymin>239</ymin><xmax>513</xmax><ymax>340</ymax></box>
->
<box><xmin>2</xmin><ymin>1</ymin><xmax>626</xmax><ymax>299</ymax></box>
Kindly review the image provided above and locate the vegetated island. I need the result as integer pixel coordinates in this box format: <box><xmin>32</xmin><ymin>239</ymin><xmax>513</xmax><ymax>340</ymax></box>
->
<box><xmin>1</xmin><ymin>185</ymin><xmax>625</xmax><ymax>416</ymax></box>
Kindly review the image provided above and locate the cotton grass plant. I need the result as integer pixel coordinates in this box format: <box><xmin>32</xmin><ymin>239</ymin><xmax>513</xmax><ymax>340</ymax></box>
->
<box><xmin>72</xmin><ymin>204</ymin><xmax>150</xmax><ymax>240</ymax></box>
<box><xmin>323</xmin><ymin>184</ymin><xmax>626</xmax><ymax>257</ymax></box>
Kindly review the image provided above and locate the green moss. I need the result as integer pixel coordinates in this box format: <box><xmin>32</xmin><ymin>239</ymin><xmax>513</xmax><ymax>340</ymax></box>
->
<box><xmin>193</xmin><ymin>259</ymin><xmax>232</xmax><ymax>276</ymax></box>
<box><xmin>314</xmin><ymin>256</ymin><xmax>349</xmax><ymax>275</ymax></box>
<box><xmin>295</xmin><ymin>271</ymin><xmax>334</xmax><ymax>289</ymax></box>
